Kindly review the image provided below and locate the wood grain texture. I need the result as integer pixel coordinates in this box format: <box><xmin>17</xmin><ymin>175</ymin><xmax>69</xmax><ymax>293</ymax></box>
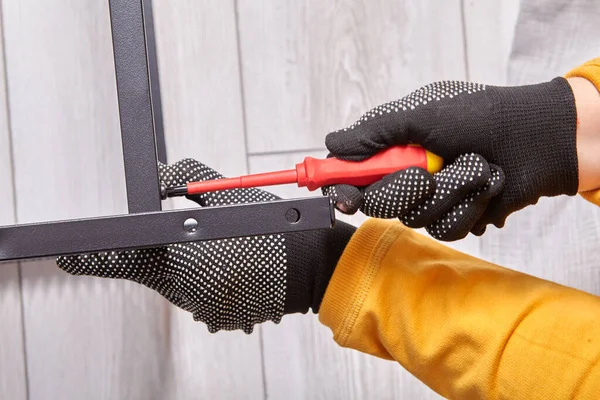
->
<box><xmin>237</xmin><ymin>0</ymin><xmax>467</xmax><ymax>154</ymax></box>
<box><xmin>480</xmin><ymin>0</ymin><xmax>600</xmax><ymax>297</ymax></box>
<box><xmin>0</xmin><ymin>11</ymin><xmax>27</xmax><ymax>396</ymax></box>
<box><xmin>249</xmin><ymin>152</ymin><xmax>443</xmax><ymax>400</ymax></box>
<box><xmin>0</xmin><ymin>266</ymin><xmax>27</xmax><ymax>400</ymax></box>
<box><xmin>462</xmin><ymin>0</ymin><xmax>521</xmax><ymax>84</ymax></box>
<box><xmin>508</xmin><ymin>0</ymin><xmax>600</xmax><ymax>85</ymax></box>
<box><xmin>152</xmin><ymin>0</ymin><xmax>248</xmax><ymax>179</ymax></box>
<box><xmin>4</xmin><ymin>1</ymin><xmax>171</xmax><ymax>398</ymax></box>
<box><xmin>4</xmin><ymin>0</ymin><xmax>126</xmax><ymax>223</ymax></box>
<box><xmin>151</xmin><ymin>1</ymin><xmax>265</xmax><ymax>398</ymax></box>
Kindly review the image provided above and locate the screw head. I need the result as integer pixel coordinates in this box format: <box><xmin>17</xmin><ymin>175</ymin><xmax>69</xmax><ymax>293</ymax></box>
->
<box><xmin>184</xmin><ymin>218</ymin><xmax>198</xmax><ymax>233</ymax></box>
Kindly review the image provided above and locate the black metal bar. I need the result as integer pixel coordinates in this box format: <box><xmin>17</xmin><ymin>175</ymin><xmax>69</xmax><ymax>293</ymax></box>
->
<box><xmin>108</xmin><ymin>0</ymin><xmax>162</xmax><ymax>213</ymax></box>
<box><xmin>0</xmin><ymin>1</ymin><xmax>337</xmax><ymax>264</ymax></box>
<box><xmin>141</xmin><ymin>0</ymin><xmax>167</xmax><ymax>163</ymax></box>
<box><xmin>0</xmin><ymin>198</ymin><xmax>334</xmax><ymax>262</ymax></box>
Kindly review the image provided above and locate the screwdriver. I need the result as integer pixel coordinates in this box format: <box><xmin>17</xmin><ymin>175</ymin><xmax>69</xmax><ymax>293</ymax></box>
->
<box><xmin>162</xmin><ymin>145</ymin><xmax>443</xmax><ymax>198</ymax></box>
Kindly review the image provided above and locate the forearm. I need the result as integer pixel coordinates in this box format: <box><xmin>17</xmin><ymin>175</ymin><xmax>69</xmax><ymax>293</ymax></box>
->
<box><xmin>565</xmin><ymin>58</ymin><xmax>600</xmax><ymax>204</ymax></box>
<box><xmin>568</xmin><ymin>76</ymin><xmax>600</xmax><ymax>192</ymax></box>
<box><xmin>320</xmin><ymin>219</ymin><xmax>600</xmax><ymax>399</ymax></box>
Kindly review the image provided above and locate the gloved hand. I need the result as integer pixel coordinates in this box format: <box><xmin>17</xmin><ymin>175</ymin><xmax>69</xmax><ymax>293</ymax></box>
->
<box><xmin>323</xmin><ymin>77</ymin><xmax>579</xmax><ymax>240</ymax></box>
<box><xmin>56</xmin><ymin>159</ymin><xmax>362</xmax><ymax>334</ymax></box>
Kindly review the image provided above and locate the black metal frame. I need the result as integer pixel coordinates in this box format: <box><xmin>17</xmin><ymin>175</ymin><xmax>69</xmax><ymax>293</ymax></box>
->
<box><xmin>0</xmin><ymin>0</ymin><xmax>334</xmax><ymax>263</ymax></box>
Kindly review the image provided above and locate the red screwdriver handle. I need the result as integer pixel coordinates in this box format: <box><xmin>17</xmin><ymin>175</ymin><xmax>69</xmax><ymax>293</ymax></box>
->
<box><xmin>295</xmin><ymin>145</ymin><xmax>443</xmax><ymax>191</ymax></box>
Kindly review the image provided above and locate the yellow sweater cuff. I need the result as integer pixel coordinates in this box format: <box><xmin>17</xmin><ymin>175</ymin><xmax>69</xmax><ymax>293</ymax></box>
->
<box><xmin>565</xmin><ymin>57</ymin><xmax>600</xmax><ymax>91</ymax></box>
<box><xmin>319</xmin><ymin>218</ymin><xmax>405</xmax><ymax>347</ymax></box>
<box><xmin>565</xmin><ymin>57</ymin><xmax>600</xmax><ymax>206</ymax></box>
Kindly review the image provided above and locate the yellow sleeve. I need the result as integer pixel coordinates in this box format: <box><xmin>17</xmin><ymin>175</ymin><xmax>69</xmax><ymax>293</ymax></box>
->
<box><xmin>319</xmin><ymin>219</ymin><xmax>600</xmax><ymax>399</ymax></box>
<box><xmin>565</xmin><ymin>57</ymin><xmax>600</xmax><ymax>205</ymax></box>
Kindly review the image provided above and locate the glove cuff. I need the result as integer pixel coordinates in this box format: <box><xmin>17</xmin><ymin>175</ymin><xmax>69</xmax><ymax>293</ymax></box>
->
<box><xmin>491</xmin><ymin>77</ymin><xmax>579</xmax><ymax>206</ymax></box>
<box><xmin>283</xmin><ymin>220</ymin><xmax>356</xmax><ymax>315</ymax></box>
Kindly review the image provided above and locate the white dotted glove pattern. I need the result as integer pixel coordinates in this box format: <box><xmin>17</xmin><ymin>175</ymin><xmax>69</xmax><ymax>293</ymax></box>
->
<box><xmin>399</xmin><ymin>154</ymin><xmax>505</xmax><ymax>241</ymax></box>
<box><xmin>322</xmin><ymin>166</ymin><xmax>436</xmax><ymax>217</ymax></box>
<box><xmin>323</xmin><ymin>152</ymin><xmax>505</xmax><ymax>241</ymax></box>
<box><xmin>339</xmin><ymin>81</ymin><xmax>486</xmax><ymax>134</ymax></box>
<box><xmin>57</xmin><ymin>159</ymin><xmax>287</xmax><ymax>334</ymax></box>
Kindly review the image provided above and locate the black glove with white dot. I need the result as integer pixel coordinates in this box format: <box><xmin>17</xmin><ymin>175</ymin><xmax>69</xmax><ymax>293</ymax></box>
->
<box><xmin>323</xmin><ymin>77</ymin><xmax>579</xmax><ymax>240</ymax></box>
<box><xmin>322</xmin><ymin>166</ymin><xmax>437</xmax><ymax>216</ymax></box>
<box><xmin>56</xmin><ymin>159</ymin><xmax>356</xmax><ymax>334</ymax></box>
<box><xmin>398</xmin><ymin>154</ymin><xmax>504</xmax><ymax>241</ymax></box>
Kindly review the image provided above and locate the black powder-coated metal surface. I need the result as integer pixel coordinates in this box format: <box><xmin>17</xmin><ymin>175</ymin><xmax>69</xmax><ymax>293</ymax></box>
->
<box><xmin>141</xmin><ymin>0</ymin><xmax>168</xmax><ymax>163</ymax></box>
<box><xmin>0</xmin><ymin>198</ymin><xmax>334</xmax><ymax>262</ymax></box>
<box><xmin>108</xmin><ymin>0</ymin><xmax>162</xmax><ymax>213</ymax></box>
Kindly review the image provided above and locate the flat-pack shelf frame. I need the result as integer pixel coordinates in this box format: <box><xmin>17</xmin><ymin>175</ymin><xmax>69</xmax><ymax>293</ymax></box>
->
<box><xmin>0</xmin><ymin>0</ymin><xmax>334</xmax><ymax>263</ymax></box>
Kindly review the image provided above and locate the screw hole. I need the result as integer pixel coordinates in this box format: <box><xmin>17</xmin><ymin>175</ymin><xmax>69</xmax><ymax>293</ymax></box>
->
<box><xmin>285</xmin><ymin>208</ymin><xmax>301</xmax><ymax>223</ymax></box>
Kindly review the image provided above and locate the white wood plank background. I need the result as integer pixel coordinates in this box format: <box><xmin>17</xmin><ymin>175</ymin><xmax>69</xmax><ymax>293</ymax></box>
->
<box><xmin>236</xmin><ymin>0</ymin><xmax>468</xmax><ymax>154</ymax></box>
<box><xmin>0</xmin><ymin>8</ymin><xmax>27</xmax><ymax>398</ymax></box>
<box><xmin>3</xmin><ymin>1</ymin><xmax>170</xmax><ymax>399</ymax></box>
<box><xmin>463</xmin><ymin>0</ymin><xmax>521</xmax><ymax>85</ymax></box>
<box><xmin>6</xmin><ymin>1</ymin><xmax>597</xmax><ymax>399</ymax></box>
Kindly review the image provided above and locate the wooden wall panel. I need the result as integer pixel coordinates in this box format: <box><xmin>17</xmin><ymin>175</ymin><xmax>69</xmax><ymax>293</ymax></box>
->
<box><xmin>0</xmin><ymin>266</ymin><xmax>27</xmax><ymax>400</ymax></box>
<box><xmin>3</xmin><ymin>1</ymin><xmax>170</xmax><ymax>398</ymax></box>
<box><xmin>462</xmin><ymin>0</ymin><xmax>521</xmax><ymax>84</ymax></box>
<box><xmin>237</xmin><ymin>0</ymin><xmax>467</xmax><ymax>154</ymax></box>
<box><xmin>0</xmin><ymin>9</ymin><xmax>27</xmax><ymax>397</ymax></box>
<box><xmin>152</xmin><ymin>0</ymin><xmax>249</xmax><ymax>178</ymax></box>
